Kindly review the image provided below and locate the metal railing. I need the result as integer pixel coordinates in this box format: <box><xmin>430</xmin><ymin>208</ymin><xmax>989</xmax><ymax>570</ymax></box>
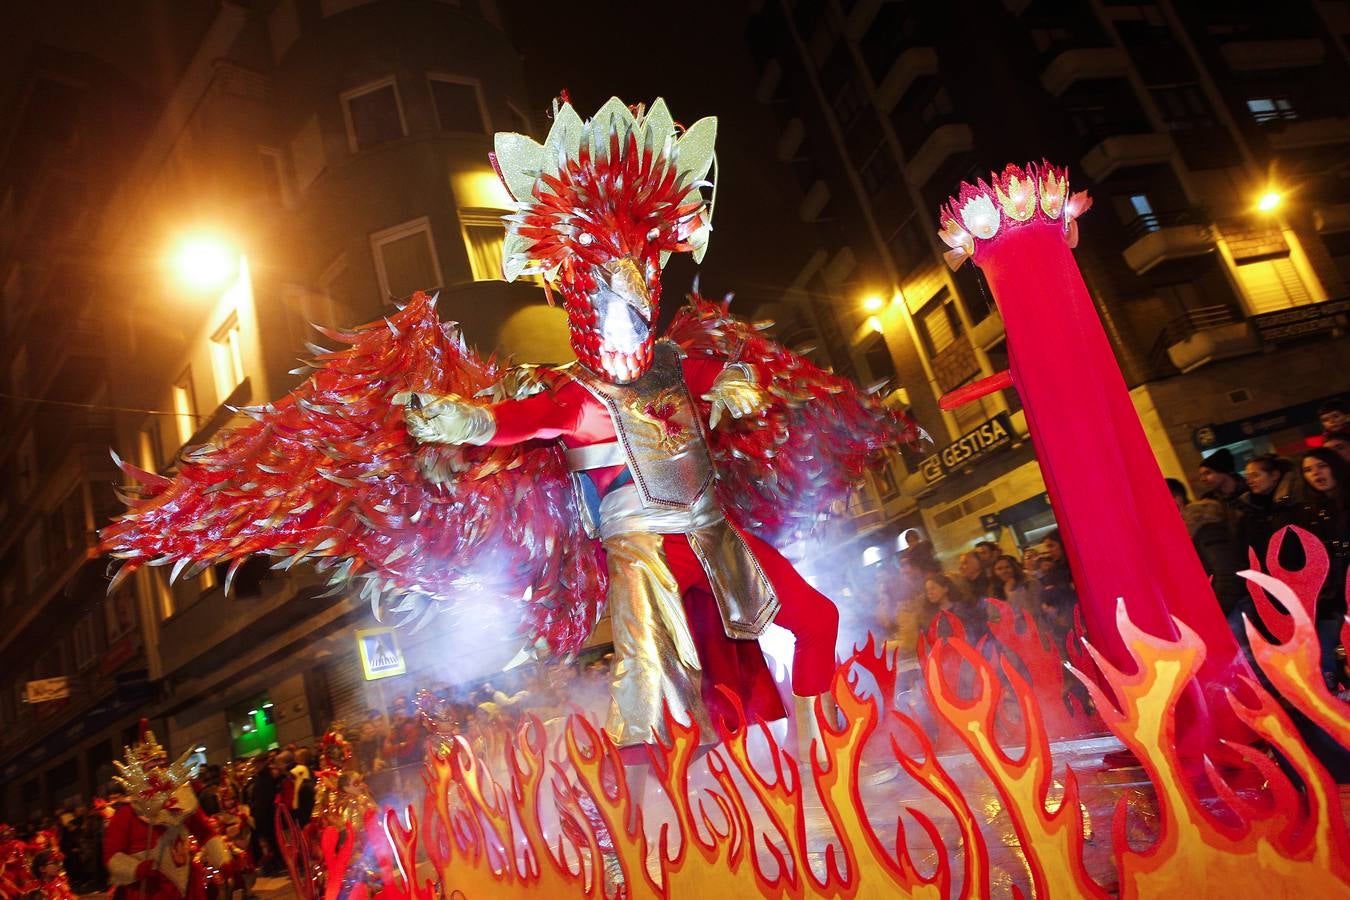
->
<box><xmin>1122</xmin><ymin>207</ymin><xmax>1206</xmax><ymax>241</ymax></box>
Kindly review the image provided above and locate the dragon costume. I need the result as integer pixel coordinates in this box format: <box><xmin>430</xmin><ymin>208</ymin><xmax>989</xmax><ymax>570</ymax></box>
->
<box><xmin>100</xmin><ymin>96</ymin><xmax>923</xmax><ymax>754</ymax></box>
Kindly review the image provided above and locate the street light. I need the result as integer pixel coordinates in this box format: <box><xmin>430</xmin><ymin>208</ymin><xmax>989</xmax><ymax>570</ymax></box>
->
<box><xmin>1256</xmin><ymin>190</ymin><xmax>1283</xmax><ymax>213</ymax></box>
<box><xmin>862</xmin><ymin>294</ymin><xmax>885</xmax><ymax>313</ymax></box>
<box><xmin>866</xmin><ymin>315</ymin><xmax>884</xmax><ymax>334</ymax></box>
<box><xmin>173</xmin><ymin>234</ymin><xmax>237</xmax><ymax>291</ymax></box>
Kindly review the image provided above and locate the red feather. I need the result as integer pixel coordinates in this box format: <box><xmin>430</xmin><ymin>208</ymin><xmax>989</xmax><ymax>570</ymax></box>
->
<box><xmin>666</xmin><ymin>293</ymin><xmax>927</xmax><ymax>545</ymax></box>
<box><xmin>99</xmin><ymin>292</ymin><xmax>605</xmax><ymax>657</ymax></box>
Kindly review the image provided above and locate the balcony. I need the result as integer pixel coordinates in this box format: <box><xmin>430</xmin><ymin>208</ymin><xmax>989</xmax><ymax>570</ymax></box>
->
<box><xmin>1080</xmin><ymin>131</ymin><xmax>1172</xmax><ymax>181</ymax></box>
<box><xmin>1120</xmin><ymin>210</ymin><xmax>1214</xmax><ymax>275</ymax></box>
<box><xmin>1041</xmin><ymin>47</ymin><xmax>1130</xmax><ymax>97</ymax></box>
<box><xmin>1265</xmin><ymin>117</ymin><xmax>1350</xmax><ymax>150</ymax></box>
<box><xmin>1152</xmin><ymin>306</ymin><xmax>1259</xmax><ymax>374</ymax></box>
<box><xmin>906</xmin><ymin>123</ymin><xmax>974</xmax><ymax>188</ymax></box>
<box><xmin>875</xmin><ymin>47</ymin><xmax>938</xmax><ymax>112</ymax></box>
<box><xmin>1220</xmin><ymin>38</ymin><xmax>1325</xmax><ymax>71</ymax></box>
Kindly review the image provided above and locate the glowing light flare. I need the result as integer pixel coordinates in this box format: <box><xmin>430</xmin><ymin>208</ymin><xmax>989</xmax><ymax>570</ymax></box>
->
<box><xmin>172</xmin><ymin>234</ymin><xmax>238</xmax><ymax>291</ymax></box>
<box><xmin>862</xmin><ymin>294</ymin><xmax>885</xmax><ymax>313</ymax></box>
<box><xmin>1257</xmin><ymin>190</ymin><xmax>1283</xmax><ymax>213</ymax></box>
<box><xmin>866</xmin><ymin>315</ymin><xmax>884</xmax><ymax>334</ymax></box>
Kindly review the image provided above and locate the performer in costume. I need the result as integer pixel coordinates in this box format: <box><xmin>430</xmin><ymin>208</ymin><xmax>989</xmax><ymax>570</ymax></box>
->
<box><xmin>99</xmin><ymin>96</ymin><xmax>924</xmax><ymax>763</ymax></box>
<box><xmin>102</xmin><ymin>727</ymin><xmax>232</xmax><ymax>900</ymax></box>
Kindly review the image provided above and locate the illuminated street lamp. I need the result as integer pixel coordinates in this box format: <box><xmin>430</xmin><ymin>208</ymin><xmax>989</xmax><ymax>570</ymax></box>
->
<box><xmin>1256</xmin><ymin>190</ymin><xmax>1283</xmax><ymax>213</ymax></box>
<box><xmin>173</xmin><ymin>234</ymin><xmax>238</xmax><ymax>291</ymax></box>
<box><xmin>866</xmin><ymin>315</ymin><xmax>883</xmax><ymax>334</ymax></box>
<box><xmin>862</xmin><ymin>294</ymin><xmax>884</xmax><ymax>313</ymax></box>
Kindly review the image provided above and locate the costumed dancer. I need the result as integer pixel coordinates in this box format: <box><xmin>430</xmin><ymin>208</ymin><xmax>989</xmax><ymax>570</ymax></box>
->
<box><xmin>102</xmin><ymin>727</ymin><xmax>233</xmax><ymax>900</ymax></box>
<box><xmin>98</xmin><ymin>97</ymin><xmax>923</xmax><ymax>771</ymax></box>
<box><xmin>0</xmin><ymin>824</ymin><xmax>38</xmax><ymax>897</ymax></box>
<box><xmin>26</xmin><ymin>831</ymin><xmax>76</xmax><ymax>900</ymax></box>
<box><xmin>208</xmin><ymin>767</ymin><xmax>256</xmax><ymax>899</ymax></box>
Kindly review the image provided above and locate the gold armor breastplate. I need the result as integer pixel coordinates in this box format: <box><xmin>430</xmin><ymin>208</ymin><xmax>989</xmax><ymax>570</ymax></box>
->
<box><xmin>570</xmin><ymin>341</ymin><xmax>714</xmax><ymax>510</ymax></box>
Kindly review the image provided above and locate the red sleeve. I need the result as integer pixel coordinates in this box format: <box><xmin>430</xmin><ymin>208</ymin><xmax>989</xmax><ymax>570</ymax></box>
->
<box><xmin>102</xmin><ymin>805</ymin><xmax>134</xmax><ymax>864</ymax></box>
<box><xmin>680</xmin><ymin>355</ymin><xmax>728</xmax><ymax>397</ymax></box>
<box><xmin>484</xmin><ymin>385</ymin><xmax>586</xmax><ymax>446</ymax></box>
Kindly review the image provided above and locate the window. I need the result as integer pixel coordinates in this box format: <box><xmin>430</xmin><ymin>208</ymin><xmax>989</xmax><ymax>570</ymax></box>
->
<box><xmin>138</xmin><ymin>421</ymin><xmax>163</xmax><ymax>473</ymax></box>
<box><xmin>371</xmin><ymin>217</ymin><xmax>442</xmax><ymax>302</ymax></box>
<box><xmin>341</xmin><ymin>78</ymin><xmax>407</xmax><ymax>152</ymax></box>
<box><xmin>290</xmin><ymin>114</ymin><xmax>325</xmax><ymax>191</ymax></box>
<box><xmin>859</xmin><ymin>332</ymin><xmax>896</xmax><ymax>385</ymax></box>
<box><xmin>428</xmin><ymin>75</ymin><xmax>489</xmax><ymax>134</ymax></box>
<box><xmin>73</xmin><ymin>612</ymin><xmax>100</xmax><ymax>670</ymax></box>
<box><xmin>210</xmin><ymin>314</ymin><xmax>245</xmax><ymax>403</ymax></box>
<box><xmin>859</xmin><ymin>141</ymin><xmax>899</xmax><ymax>197</ymax></box>
<box><xmin>23</xmin><ymin>528</ymin><xmax>46</xmax><ymax>589</ymax></box>
<box><xmin>1149</xmin><ymin>83</ymin><xmax>1215</xmax><ymax>131</ymax></box>
<box><xmin>17</xmin><ymin>433</ymin><xmax>37</xmax><ymax>498</ymax></box>
<box><xmin>506</xmin><ymin>101</ymin><xmax>531</xmax><ymax>136</ymax></box>
<box><xmin>1235</xmin><ymin>255</ymin><xmax>1312</xmax><ymax>314</ymax></box>
<box><xmin>9</xmin><ymin>346</ymin><xmax>27</xmax><ymax>397</ymax></box>
<box><xmin>830</xmin><ymin>81</ymin><xmax>866</xmax><ymax>130</ymax></box>
<box><xmin>172</xmin><ymin>369</ymin><xmax>197</xmax><ymax>445</ymax></box>
<box><xmin>316</xmin><ymin>257</ymin><xmax>355</xmax><ymax>325</ymax></box>
<box><xmin>1246</xmin><ymin>97</ymin><xmax>1297</xmax><ymax>125</ymax></box>
<box><xmin>915</xmin><ymin>289</ymin><xmax>963</xmax><ymax>358</ymax></box>
<box><xmin>106</xmin><ymin>589</ymin><xmax>137</xmax><ymax>639</ymax></box>
<box><xmin>459</xmin><ymin>210</ymin><xmax>506</xmax><ymax>281</ymax></box>
<box><xmin>258</xmin><ymin>147</ymin><xmax>293</xmax><ymax>206</ymax></box>
<box><xmin>1116</xmin><ymin>193</ymin><xmax>1160</xmax><ymax>234</ymax></box>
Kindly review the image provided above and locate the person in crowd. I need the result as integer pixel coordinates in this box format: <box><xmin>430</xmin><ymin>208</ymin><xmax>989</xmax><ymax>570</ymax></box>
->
<box><xmin>290</xmin><ymin>749</ymin><xmax>315</xmax><ymax>827</ymax></box>
<box><xmin>1321</xmin><ymin>429</ymin><xmax>1350</xmax><ymax>463</ymax></box>
<box><xmin>974</xmin><ymin>540</ymin><xmax>1001</xmax><ymax>570</ymax></box>
<box><xmin>1021</xmin><ymin>547</ymin><xmax>1042</xmax><ymax>581</ymax></box>
<box><xmin>921</xmin><ymin>573</ymin><xmax>989</xmax><ymax>642</ymax></box>
<box><xmin>1289</xmin><ymin>448</ymin><xmax>1350</xmax><ymax>694</ymax></box>
<box><xmin>991</xmin><ymin>553</ymin><xmax>1041</xmax><ymax>620</ymax></box>
<box><xmin>1167</xmin><ymin>478</ymin><xmax>1247</xmax><ymax>616</ymax></box>
<box><xmin>1037</xmin><ymin>530</ymin><xmax>1079</xmax><ymax>643</ymax></box>
<box><xmin>356</xmin><ymin>710</ymin><xmax>385</xmax><ymax>772</ymax></box>
<box><xmin>1198</xmin><ymin>448</ymin><xmax>1246</xmax><ymax>507</ymax></box>
<box><xmin>1237</xmin><ymin>453</ymin><xmax>1297</xmax><ymax>558</ymax></box>
<box><xmin>1319</xmin><ymin>399</ymin><xmax>1350</xmax><ymax>435</ymax></box>
<box><xmin>250</xmin><ymin>752</ymin><xmax>281</xmax><ymax>876</ymax></box>
<box><xmin>957</xmin><ymin>551</ymin><xmax>993</xmax><ymax>601</ymax></box>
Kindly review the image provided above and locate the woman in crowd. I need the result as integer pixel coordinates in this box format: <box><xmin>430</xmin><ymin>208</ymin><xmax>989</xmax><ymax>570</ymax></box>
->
<box><xmin>922</xmin><ymin>573</ymin><xmax>989</xmax><ymax>642</ymax></box>
<box><xmin>1238</xmin><ymin>452</ymin><xmax>1297</xmax><ymax>559</ymax></box>
<box><xmin>991</xmin><ymin>553</ymin><xmax>1040</xmax><ymax>619</ymax></box>
<box><xmin>1289</xmin><ymin>447</ymin><xmax>1350</xmax><ymax>694</ymax></box>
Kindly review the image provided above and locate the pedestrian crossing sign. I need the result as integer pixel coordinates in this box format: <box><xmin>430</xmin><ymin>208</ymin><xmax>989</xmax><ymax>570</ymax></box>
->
<box><xmin>356</xmin><ymin>626</ymin><xmax>406</xmax><ymax>680</ymax></box>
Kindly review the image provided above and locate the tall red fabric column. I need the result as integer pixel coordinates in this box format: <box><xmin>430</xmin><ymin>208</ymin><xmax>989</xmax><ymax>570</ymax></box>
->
<box><xmin>937</xmin><ymin>163</ymin><xmax>1249</xmax><ymax>753</ymax></box>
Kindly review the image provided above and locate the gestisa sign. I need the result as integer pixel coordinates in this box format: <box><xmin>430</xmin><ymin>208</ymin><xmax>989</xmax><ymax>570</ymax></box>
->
<box><xmin>920</xmin><ymin>412</ymin><xmax>1014</xmax><ymax>485</ymax></box>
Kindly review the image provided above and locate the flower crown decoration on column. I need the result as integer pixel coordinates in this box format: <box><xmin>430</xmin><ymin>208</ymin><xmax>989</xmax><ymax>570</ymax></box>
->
<box><xmin>488</xmin><ymin>94</ymin><xmax>717</xmax><ymax>289</ymax></box>
<box><xmin>937</xmin><ymin>161</ymin><xmax>1092</xmax><ymax>271</ymax></box>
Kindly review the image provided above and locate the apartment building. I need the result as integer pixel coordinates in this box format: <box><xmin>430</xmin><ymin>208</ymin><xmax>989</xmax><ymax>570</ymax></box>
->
<box><xmin>745</xmin><ymin>0</ymin><xmax>1350</xmax><ymax>570</ymax></box>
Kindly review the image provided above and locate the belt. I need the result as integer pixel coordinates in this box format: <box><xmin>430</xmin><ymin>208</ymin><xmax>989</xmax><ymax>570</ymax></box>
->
<box><xmin>598</xmin><ymin>483</ymin><xmax>724</xmax><ymax>541</ymax></box>
<box><xmin>565</xmin><ymin>441</ymin><xmax>626</xmax><ymax>471</ymax></box>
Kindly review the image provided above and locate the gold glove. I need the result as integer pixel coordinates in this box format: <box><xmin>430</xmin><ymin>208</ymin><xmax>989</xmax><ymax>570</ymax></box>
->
<box><xmin>394</xmin><ymin>391</ymin><xmax>497</xmax><ymax>445</ymax></box>
<box><xmin>701</xmin><ymin>363</ymin><xmax>767</xmax><ymax>429</ymax></box>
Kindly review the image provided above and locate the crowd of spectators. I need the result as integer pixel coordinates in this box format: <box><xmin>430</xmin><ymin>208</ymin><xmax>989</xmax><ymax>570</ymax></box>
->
<box><xmin>867</xmin><ymin>527</ymin><xmax>1082</xmax><ymax>660</ymax></box>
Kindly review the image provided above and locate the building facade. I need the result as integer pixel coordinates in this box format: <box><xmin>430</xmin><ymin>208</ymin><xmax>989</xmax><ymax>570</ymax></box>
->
<box><xmin>0</xmin><ymin>0</ymin><xmax>572</xmax><ymax>818</ymax></box>
<box><xmin>745</xmin><ymin>0</ymin><xmax>1350</xmax><ymax>572</ymax></box>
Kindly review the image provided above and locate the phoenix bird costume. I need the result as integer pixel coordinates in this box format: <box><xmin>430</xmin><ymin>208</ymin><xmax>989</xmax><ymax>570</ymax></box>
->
<box><xmin>100</xmin><ymin>96</ymin><xmax>923</xmax><ymax>753</ymax></box>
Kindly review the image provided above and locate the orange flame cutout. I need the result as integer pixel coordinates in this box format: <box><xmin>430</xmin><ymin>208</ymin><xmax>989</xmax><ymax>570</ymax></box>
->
<box><xmin>293</xmin><ymin>578</ymin><xmax>1350</xmax><ymax>899</ymax></box>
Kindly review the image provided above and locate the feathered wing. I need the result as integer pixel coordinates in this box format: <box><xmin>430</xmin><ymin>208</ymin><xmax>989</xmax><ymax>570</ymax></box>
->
<box><xmin>99</xmin><ymin>292</ymin><xmax>605</xmax><ymax>658</ymax></box>
<box><xmin>666</xmin><ymin>293</ymin><xmax>928</xmax><ymax>545</ymax></box>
